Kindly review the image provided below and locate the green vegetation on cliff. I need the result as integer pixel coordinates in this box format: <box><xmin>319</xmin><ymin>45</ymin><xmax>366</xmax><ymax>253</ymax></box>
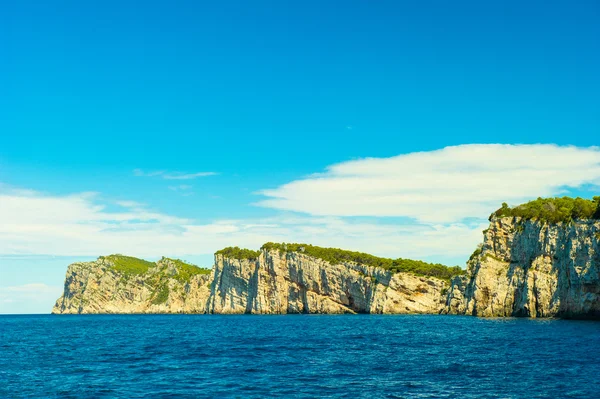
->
<box><xmin>102</xmin><ymin>255</ymin><xmax>210</xmax><ymax>282</ymax></box>
<box><xmin>260</xmin><ymin>242</ymin><xmax>464</xmax><ymax>281</ymax></box>
<box><xmin>163</xmin><ymin>258</ymin><xmax>211</xmax><ymax>282</ymax></box>
<box><xmin>492</xmin><ymin>196</ymin><xmax>600</xmax><ymax>224</ymax></box>
<box><xmin>152</xmin><ymin>284</ymin><xmax>169</xmax><ymax>304</ymax></box>
<box><xmin>102</xmin><ymin>254</ymin><xmax>155</xmax><ymax>275</ymax></box>
<box><xmin>469</xmin><ymin>246</ymin><xmax>483</xmax><ymax>262</ymax></box>
<box><xmin>215</xmin><ymin>247</ymin><xmax>261</xmax><ymax>260</ymax></box>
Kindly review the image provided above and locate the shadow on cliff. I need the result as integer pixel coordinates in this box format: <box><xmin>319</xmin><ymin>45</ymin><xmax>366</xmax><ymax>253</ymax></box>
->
<box><xmin>244</xmin><ymin>260</ymin><xmax>261</xmax><ymax>314</ymax></box>
<box><xmin>504</xmin><ymin>219</ymin><xmax>600</xmax><ymax>319</ymax></box>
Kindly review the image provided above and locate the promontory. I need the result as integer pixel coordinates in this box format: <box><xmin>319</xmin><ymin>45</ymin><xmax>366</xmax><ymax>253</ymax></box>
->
<box><xmin>53</xmin><ymin>196</ymin><xmax>600</xmax><ymax>318</ymax></box>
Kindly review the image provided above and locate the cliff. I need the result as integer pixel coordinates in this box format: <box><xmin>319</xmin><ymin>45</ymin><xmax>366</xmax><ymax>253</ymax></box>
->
<box><xmin>446</xmin><ymin>197</ymin><xmax>600</xmax><ymax>318</ymax></box>
<box><xmin>52</xmin><ymin>246</ymin><xmax>456</xmax><ymax>314</ymax></box>
<box><xmin>207</xmin><ymin>249</ymin><xmax>450</xmax><ymax>314</ymax></box>
<box><xmin>52</xmin><ymin>256</ymin><xmax>212</xmax><ymax>314</ymax></box>
<box><xmin>53</xmin><ymin>197</ymin><xmax>600</xmax><ymax>317</ymax></box>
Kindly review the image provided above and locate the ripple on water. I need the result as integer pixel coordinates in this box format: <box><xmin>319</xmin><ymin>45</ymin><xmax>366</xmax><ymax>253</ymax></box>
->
<box><xmin>1</xmin><ymin>315</ymin><xmax>600</xmax><ymax>398</ymax></box>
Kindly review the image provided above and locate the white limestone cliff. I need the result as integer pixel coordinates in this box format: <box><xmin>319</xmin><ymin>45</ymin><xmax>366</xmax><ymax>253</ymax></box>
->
<box><xmin>445</xmin><ymin>217</ymin><xmax>600</xmax><ymax>318</ymax></box>
<box><xmin>207</xmin><ymin>249</ymin><xmax>447</xmax><ymax>314</ymax></box>
<box><xmin>52</xmin><ymin>257</ymin><xmax>212</xmax><ymax>314</ymax></box>
<box><xmin>52</xmin><ymin>249</ymin><xmax>449</xmax><ymax>314</ymax></box>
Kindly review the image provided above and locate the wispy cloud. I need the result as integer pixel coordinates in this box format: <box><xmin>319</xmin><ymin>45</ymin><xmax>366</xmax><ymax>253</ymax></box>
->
<box><xmin>256</xmin><ymin>144</ymin><xmax>600</xmax><ymax>223</ymax></box>
<box><xmin>133</xmin><ymin>169</ymin><xmax>217</xmax><ymax>180</ymax></box>
<box><xmin>0</xmin><ymin>283</ymin><xmax>63</xmax><ymax>314</ymax></box>
<box><xmin>168</xmin><ymin>185</ymin><xmax>192</xmax><ymax>191</ymax></box>
<box><xmin>133</xmin><ymin>169</ymin><xmax>165</xmax><ymax>177</ymax></box>
<box><xmin>162</xmin><ymin>172</ymin><xmax>217</xmax><ymax>180</ymax></box>
<box><xmin>0</xmin><ymin>184</ymin><xmax>483</xmax><ymax>260</ymax></box>
<box><xmin>3</xmin><ymin>144</ymin><xmax>599</xmax><ymax>268</ymax></box>
<box><xmin>116</xmin><ymin>200</ymin><xmax>144</xmax><ymax>208</ymax></box>
<box><xmin>2</xmin><ymin>283</ymin><xmax>60</xmax><ymax>293</ymax></box>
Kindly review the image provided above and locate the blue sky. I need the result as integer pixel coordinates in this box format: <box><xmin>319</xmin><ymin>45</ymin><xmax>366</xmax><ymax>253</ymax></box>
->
<box><xmin>1</xmin><ymin>1</ymin><xmax>599</xmax><ymax>313</ymax></box>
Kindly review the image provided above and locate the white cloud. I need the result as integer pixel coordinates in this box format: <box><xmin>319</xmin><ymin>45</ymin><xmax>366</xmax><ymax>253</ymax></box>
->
<box><xmin>0</xmin><ymin>184</ymin><xmax>483</xmax><ymax>261</ymax></box>
<box><xmin>4</xmin><ymin>144</ymin><xmax>598</xmax><ymax>268</ymax></box>
<box><xmin>2</xmin><ymin>283</ymin><xmax>59</xmax><ymax>293</ymax></box>
<box><xmin>116</xmin><ymin>200</ymin><xmax>144</xmax><ymax>208</ymax></box>
<box><xmin>0</xmin><ymin>283</ymin><xmax>63</xmax><ymax>314</ymax></box>
<box><xmin>168</xmin><ymin>185</ymin><xmax>192</xmax><ymax>191</ymax></box>
<box><xmin>133</xmin><ymin>169</ymin><xmax>165</xmax><ymax>177</ymax></box>
<box><xmin>163</xmin><ymin>172</ymin><xmax>216</xmax><ymax>180</ymax></box>
<box><xmin>134</xmin><ymin>169</ymin><xmax>217</xmax><ymax>180</ymax></box>
<box><xmin>256</xmin><ymin>144</ymin><xmax>600</xmax><ymax>223</ymax></box>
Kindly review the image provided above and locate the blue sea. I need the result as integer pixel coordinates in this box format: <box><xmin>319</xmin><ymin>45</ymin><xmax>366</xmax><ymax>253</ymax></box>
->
<box><xmin>1</xmin><ymin>315</ymin><xmax>600</xmax><ymax>398</ymax></box>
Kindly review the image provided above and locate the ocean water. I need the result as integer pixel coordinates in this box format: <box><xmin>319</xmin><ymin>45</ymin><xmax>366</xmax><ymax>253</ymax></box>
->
<box><xmin>1</xmin><ymin>315</ymin><xmax>600</xmax><ymax>398</ymax></box>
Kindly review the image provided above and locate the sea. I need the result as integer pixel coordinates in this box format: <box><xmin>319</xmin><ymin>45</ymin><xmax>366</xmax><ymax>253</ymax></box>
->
<box><xmin>1</xmin><ymin>314</ymin><xmax>599</xmax><ymax>398</ymax></box>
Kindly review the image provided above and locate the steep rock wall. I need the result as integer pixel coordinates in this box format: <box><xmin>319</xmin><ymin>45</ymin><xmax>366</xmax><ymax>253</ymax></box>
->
<box><xmin>445</xmin><ymin>217</ymin><xmax>600</xmax><ymax>318</ymax></box>
<box><xmin>207</xmin><ymin>250</ymin><xmax>448</xmax><ymax>314</ymax></box>
<box><xmin>53</xmin><ymin>250</ymin><xmax>449</xmax><ymax>314</ymax></box>
<box><xmin>52</xmin><ymin>258</ymin><xmax>212</xmax><ymax>314</ymax></box>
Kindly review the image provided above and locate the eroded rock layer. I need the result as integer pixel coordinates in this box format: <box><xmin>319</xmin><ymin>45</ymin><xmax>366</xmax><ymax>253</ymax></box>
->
<box><xmin>52</xmin><ymin>250</ymin><xmax>449</xmax><ymax>314</ymax></box>
<box><xmin>207</xmin><ymin>250</ymin><xmax>448</xmax><ymax>314</ymax></box>
<box><xmin>52</xmin><ymin>257</ymin><xmax>212</xmax><ymax>314</ymax></box>
<box><xmin>445</xmin><ymin>217</ymin><xmax>600</xmax><ymax>318</ymax></box>
<box><xmin>54</xmin><ymin>214</ymin><xmax>600</xmax><ymax>317</ymax></box>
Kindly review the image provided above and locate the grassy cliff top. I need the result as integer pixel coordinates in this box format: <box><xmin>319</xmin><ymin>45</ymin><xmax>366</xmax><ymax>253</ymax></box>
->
<box><xmin>492</xmin><ymin>196</ymin><xmax>600</xmax><ymax>224</ymax></box>
<box><xmin>101</xmin><ymin>254</ymin><xmax>155</xmax><ymax>275</ymax></box>
<box><xmin>215</xmin><ymin>247</ymin><xmax>261</xmax><ymax>260</ymax></box>
<box><xmin>162</xmin><ymin>257</ymin><xmax>211</xmax><ymax>280</ymax></box>
<box><xmin>216</xmin><ymin>243</ymin><xmax>464</xmax><ymax>281</ymax></box>
<box><xmin>100</xmin><ymin>255</ymin><xmax>210</xmax><ymax>280</ymax></box>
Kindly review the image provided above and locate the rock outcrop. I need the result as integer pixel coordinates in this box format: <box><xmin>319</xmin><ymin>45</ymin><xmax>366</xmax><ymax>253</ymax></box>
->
<box><xmin>445</xmin><ymin>217</ymin><xmax>600</xmax><ymax>318</ymax></box>
<box><xmin>207</xmin><ymin>250</ymin><xmax>448</xmax><ymax>314</ymax></box>
<box><xmin>52</xmin><ymin>256</ymin><xmax>212</xmax><ymax>314</ymax></box>
<box><xmin>52</xmin><ymin>249</ymin><xmax>451</xmax><ymax>314</ymax></box>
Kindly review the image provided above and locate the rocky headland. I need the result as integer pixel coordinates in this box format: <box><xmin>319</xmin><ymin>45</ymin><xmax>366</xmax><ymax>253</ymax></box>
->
<box><xmin>53</xmin><ymin>244</ymin><xmax>460</xmax><ymax>315</ymax></box>
<box><xmin>445</xmin><ymin>197</ymin><xmax>600</xmax><ymax>318</ymax></box>
<box><xmin>53</xmin><ymin>196</ymin><xmax>600</xmax><ymax>318</ymax></box>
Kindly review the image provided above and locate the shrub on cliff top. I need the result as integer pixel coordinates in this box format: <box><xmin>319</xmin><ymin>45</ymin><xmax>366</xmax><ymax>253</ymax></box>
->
<box><xmin>492</xmin><ymin>196</ymin><xmax>600</xmax><ymax>224</ymax></box>
<box><xmin>102</xmin><ymin>254</ymin><xmax>155</xmax><ymax>275</ymax></box>
<box><xmin>260</xmin><ymin>242</ymin><xmax>464</xmax><ymax>281</ymax></box>
<box><xmin>163</xmin><ymin>257</ymin><xmax>211</xmax><ymax>282</ymax></box>
<box><xmin>215</xmin><ymin>247</ymin><xmax>261</xmax><ymax>260</ymax></box>
<box><xmin>261</xmin><ymin>242</ymin><xmax>392</xmax><ymax>268</ymax></box>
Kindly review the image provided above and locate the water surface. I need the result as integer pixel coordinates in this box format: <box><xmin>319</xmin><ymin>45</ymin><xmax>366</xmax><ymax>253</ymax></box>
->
<box><xmin>1</xmin><ymin>315</ymin><xmax>599</xmax><ymax>398</ymax></box>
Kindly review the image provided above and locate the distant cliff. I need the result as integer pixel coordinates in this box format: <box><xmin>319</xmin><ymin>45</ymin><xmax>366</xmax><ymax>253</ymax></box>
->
<box><xmin>53</xmin><ymin>197</ymin><xmax>600</xmax><ymax>317</ymax></box>
<box><xmin>445</xmin><ymin>197</ymin><xmax>600</xmax><ymax>318</ymax></box>
<box><xmin>52</xmin><ymin>245</ymin><xmax>460</xmax><ymax>314</ymax></box>
<box><xmin>52</xmin><ymin>256</ymin><xmax>212</xmax><ymax>314</ymax></box>
<box><xmin>207</xmin><ymin>245</ymin><xmax>456</xmax><ymax>314</ymax></box>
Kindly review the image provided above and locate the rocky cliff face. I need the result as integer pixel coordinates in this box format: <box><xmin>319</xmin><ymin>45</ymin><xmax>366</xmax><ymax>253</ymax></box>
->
<box><xmin>52</xmin><ymin>257</ymin><xmax>212</xmax><ymax>314</ymax></box>
<box><xmin>53</xmin><ymin>250</ymin><xmax>449</xmax><ymax>314</ymax></box>
<box><xmin>207</xmin><ymin>250</ymin><xmax>448</xmax><ymax>314</ymax></box>
<box><xmin>53</xmin><ymin>199</ymin><xmax>600</xmax><ymax>318</ymax></box>
<box><xmin>445</xmin><ymin>217</ymin><xmax>600</xmax><ymax>318</ymax></box>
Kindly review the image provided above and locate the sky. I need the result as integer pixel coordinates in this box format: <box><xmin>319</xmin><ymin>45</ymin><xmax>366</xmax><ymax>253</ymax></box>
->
<box><xmin>1</xmin><ymin>0</ymin><xmax>599</xmax><ymax>313</ymax></box>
